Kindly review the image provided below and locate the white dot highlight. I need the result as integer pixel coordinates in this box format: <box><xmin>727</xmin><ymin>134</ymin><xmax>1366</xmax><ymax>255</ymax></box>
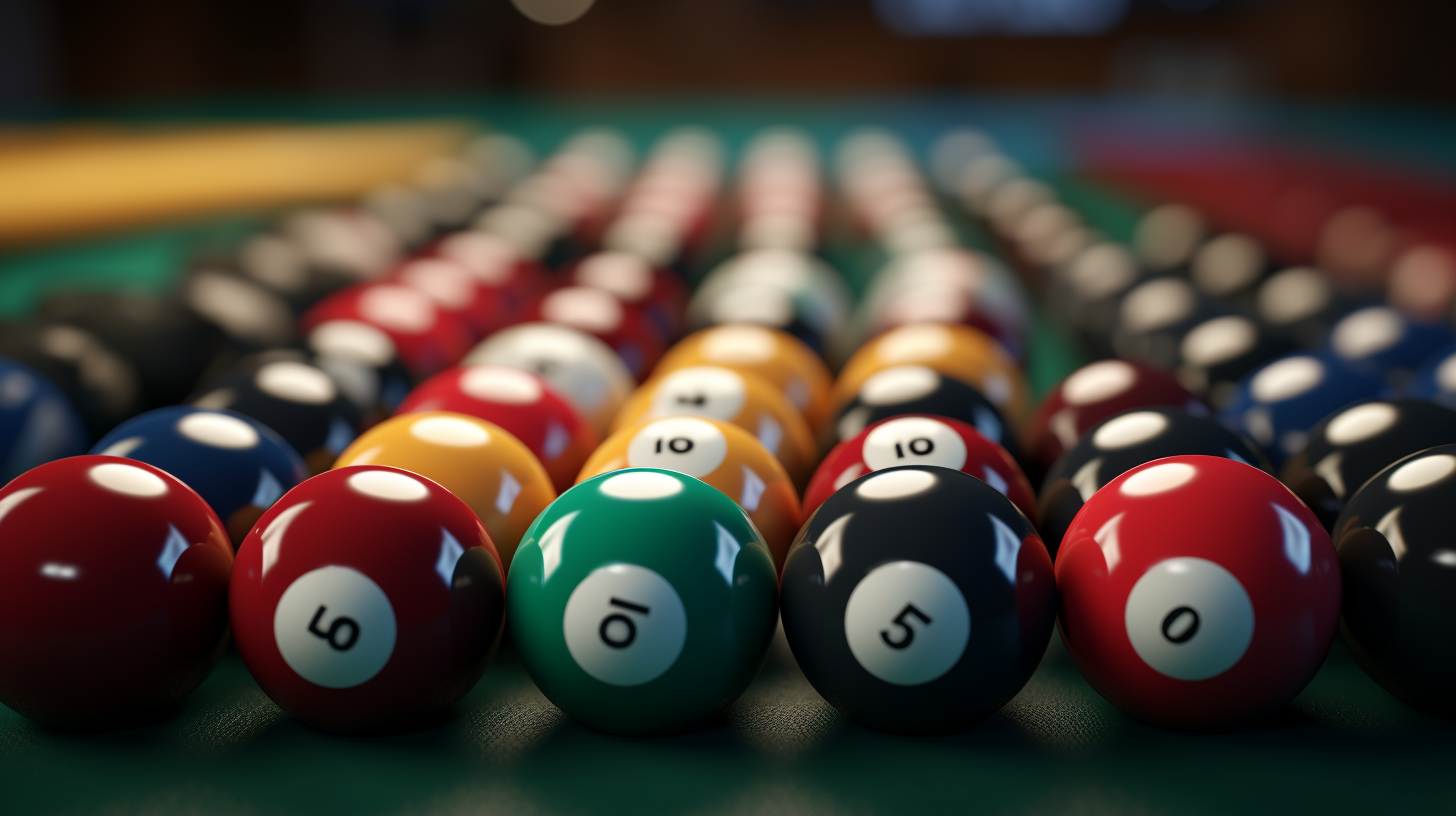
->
<box><xmin>460</xmin><ymin>366</ymin><xmax>543</xmax><ymax>405</ymax></box>
<box><xmin>1092</xmin><ymin>411</ymin><xmax>1170</xmax><ymax>450</ymax></box>
<box><xmin>347</xmin><ymin>469</ymin><xmax>429</xmax><ymax>502</ymax></box>
<box><xmin>256</xmin><ymin>361</ymin><xmax>337</xmax><ymax>405</ymax></box>
<box><xmin>1388</xmin><ymin>454</ymin><xmax>1456</xmax><ymax>493</ymax></box>
<box><xmin>701</xmin><ymin>325</ymin><xmax>777</xmax><ymax>363</ymax></box>
<box><xmin>1062</xmin><ymin>360</ymin><xmax>1137</xmax><ymax>406</ymax></box>
<box><xmin>860</xmin><ymin>365</ymin><xmax>939</xmax><ymax>406</ymax></box>
<box><xmin>1324</xmin><ymin>402</ymin><xmax>1399</xmax><ymax>446</ymax></box>
<box><xmin>1333</xmin><ymin>307</ymin><xmax>1406</xmax><ymax>361</ymax></box>
<box><xmin>1180</xmin><ymin>316</ymin><xmax>1257</xmax><ymax>367</ymax></box>
<box><xmin>856</xmin><ymin>468</ymin><xmax>937</xmax><ymax>499</ymax></box>
<box><xmin>599</xmin><ymin>470</ymin><xmax>685</xmax><ymax>500</ymax></box>
<box><xmin>177</xmin><ymin>412</ymin><xmax>260</xmax><ymax>450</ymax></box>
<box><xmin>1250</xmin><ymin>357</ymin><xmax>1325</xmax><ymax>404</ymax></box>
<box><xmin>1121</xmin><ymin>462</ymin><xmax>1197</xmax><ymax>496</ymax></box>
<box><xmin>409</xmin><ymin>415</ymin><xmax>491</xmax><ymax>447</ymax></box>
<box><xmin>89</xmin><ymin>463</ymin><xmax>168</xmax><ymax>497</ymax></box>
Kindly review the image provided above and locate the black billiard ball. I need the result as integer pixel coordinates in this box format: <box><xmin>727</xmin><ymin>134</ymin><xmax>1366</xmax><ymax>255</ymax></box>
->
<box><xmin>1109</xmin><ymin>277</ymin><xmax>1219</xmax><ymax>369</ymax></box>
<box><xmin>0</xmin><ymin>321</ymin><xmax>143</xmax><ymax>438</ymax></box>
<box><xmin>1038</xmin><ymin>406</ymin><xmax>1270</xmax><ymax>558</ymax></box>
<box><xmin>189</xmin><ymin>352</ymin><xmax>363</xmax><ymax>474</ymax></box>
<box><xmin>827</xmin><ymin>365</ymin><xmax>1015</xmax><ymax>460</ymax></box>
<box><xmin>1173</xmin><ymin>314</ymin><xmax>1293</xmax><ymax>409</ymax></box>
<box><xmin>305</xmin><ymin>319</ymin><xmax>416</xmax><ymax>423</ymax></box>
<box><xmin>1282</xmin><ymin>399</ymin><xmax>1456</xmax><ymax>531</ymax></box>
<box><xmin>1254</xmin><ymin>267</ymin><xmax>1355</xmax><ymax>350</ymax></box>
<box><xmin>780</xmin><ymin>466</ymin><xmax>1055</xmax><ymax>735</ymax></box>
<box><xmin>1335</xmin><ymin>445</ymin><xmax>1456</xmax><ymax>718</ymax></box>
<box><xmin>39</xmin><ymin>291</ymin><xmax>225</xmax><ymax>409</ymax></box>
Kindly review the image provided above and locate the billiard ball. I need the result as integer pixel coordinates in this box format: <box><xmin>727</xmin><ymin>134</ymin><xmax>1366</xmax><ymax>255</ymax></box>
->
<box><xmin>191</xmin><ymin>353</ymin><xmax>363</xmax><ymax>475</ymax></box>
<box><xmin>230</xmin><ymin>465</ymin><xmax>504</xmax><ymax>734</ymax></box>
<box><xmin>332</xmin><ymin>411</ymin><xmax>555</xmax><ymax>568</ymax></box>
<box><xmin>579</xmin><ymin>415</ymin><xmax>801</xmax><ymax>568</ymax></box>
<box><xmin>300</xmin><ymin>281</ymin><xmax>475</xmax><ymax>377</ymax></box>
<box><xmin>1045</xmin><ymin>242</ymin><xmax>1144</xmax><ymax>354</ymax></box>
<box><xmin>804</xmin><ymin>414</ymin><xmax>1035</xmax><ymax>524</ymax></box>
<box><xmin>464</xmin><ymin>323</ymin><xmax>634</xmax><ymax>438</ymax></box>
<box><xmin>828</xmin><ymin>365</ymin><xmax>1016</xmax><ymax>461</ymax></box>
<box><xmin>507</xmin><ymin>468</ymin><xmax>778</xmax><ymax>735</ymax></box>
<box><xmin>0</xmin><ymin>356</ymin><xmax>88</xmax><ymax>481</ymax></box>
<box><xmin>1174</xmin><ymin>314</ymin><xmax>1293</xmax><ymax>409</ymax></box>
<box><xmin>1281</xmin><ymin>399</ymin><xmax>1456</xmax><ymax>531</ymax></box>
<box><xmin>432</xmin><ymin>229</ymin><xmax>546</xmax><ymax>302</ymax></box>
<box><xmin>0</xmin><ymin>321</ymin><xmax>143</xmax><ymax>438</ymax></box>
<box><xmin>1407</xmin><ymin>339</ymin><xmax>1456</xmax><ymax>409</ymax></box>
<box><xmin>1132</xmin><ymin>203</ymin><xmax>1206</xmax><ymax>273</ymax></box>
<box><xmin>651</xmin><ymin>324</ymin><xmax>833</xmax><ymax>430</ymax></box>
<box><xmin>1024</xmin><ymin>359</ymin><xmax>1206</xmax><ymax>480</ymax></box>
<box><xmin>90</xmin><ymin>406</ymin><xmax>308</xmax><ymax>547</ymax></box>
<box><xmin>1254</xmin><ymin>266</ymin><xmax>1354</xmax><ymax>350</ymax></box>
<box><xmin>1038</xmin><ymin>407</ymin><xmax>1270</xmax><ymax>559</ymax></box>
<box><xmin>1055</xmin><ymin>455</ymin><xmax>1341</xmax><ymax>730</ymax></box>
<box><xmin>39</xmin><ymin>291</ymin><xmax>226</xmax><ymax>409</ymax></box>
<box><xmin>183</xmin><ymin>268</ymin><xmax>299</xmax><ymax>360</ymax></box>
<box><xmin>686</xmin><ymin>249</ymin><xmax>853</xmax><ymax>360</ymax></box>
<box><xmin>567</xmin><ymin>250</ymin><xmax>690</xmax><ymax>343</ymax></box>
<box><xmin>612</xmin><ymin>365</ymin><xmax>818</xmax><ymax>487</ymax></box>
<box><xmin>524</xmin><ymin>285</ymin><xmax>667</xmax><ymax>380</ymax></box>
<box><xmin>1188</xmin><ymin>233</ymin><xmax>1269</xmax><ymax>308</ymax></box>
<box><xmin>397</xmin><ymin>364</ymin><xmax>598</xmax><ymax>493</ymax></box>
<box><xmin>391</xmin><ymin>256</ymin><xmax>507</xmax><ymax>340</ymax></box>
<box><xmin>1109</xmin><ymin>278</ymin><xmax>1218</xmax><ymax>370</ymax></box>
<box><xmin>1222</xmin><ymin>353</ymin><xmax>1384</xmax><ymax>468</ymax></box>
<box><xmin>0</xmin><ymin>456</ymin><xmax>233</xmax><ymax>728</ymax></box>
<box><xmin>781</xmin><ymin>466</ymin><xmax>1055</xmax><ymax>735</ymax></box>
<box><xmin>226</xmin><ymin>231</ymin><xmax>359</xmax><ymax>315</ymax></box>
<box><xmin>1334</xmin><ymin>445</ymin><xmax>1456</xmax><ymax>717</ymax></box>
<box><xmin>1325</xmin><ymin>306</ymin><xmax>1452</xmax><ymax>381</ymax></box>
<box><xmin>832</xmin><ymin>323</ymin><xmax>1029</xmax><ymax>428</ymax></box>
<box><xmin>305</xmin><ymin>319</ymin><xmax>415</xmax><ymax>423</ymax></box>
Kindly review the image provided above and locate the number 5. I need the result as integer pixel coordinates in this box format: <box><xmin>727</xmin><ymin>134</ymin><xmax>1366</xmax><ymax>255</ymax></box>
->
<box><xmin>881</xmin><ymin>603</ymin><xmax>932</xmax><ymax>650</ymax></box>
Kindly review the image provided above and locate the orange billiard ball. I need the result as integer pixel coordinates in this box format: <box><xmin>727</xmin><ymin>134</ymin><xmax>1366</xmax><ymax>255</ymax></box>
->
<box><xmin>613</xmin><ymin>365</ymin><xmax>818</xmax><ymax>488</ymax></box>
<box><xmin>332</xmin><ymin>411</ymin><xmax>555</xmax><ymax>568</ymax></box>
<box><xmin>579</xmin><ymin>415</ymin><xmax>801</xmax><ymax>569</ymax></box>
<box><xmin>652</xmin><ymin>324</ymin><xmax>833</xmax><ymax>429</ymax></box>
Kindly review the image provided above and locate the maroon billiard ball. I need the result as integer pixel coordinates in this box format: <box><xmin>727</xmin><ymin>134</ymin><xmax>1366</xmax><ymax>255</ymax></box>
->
<box><xmin>396</xmin><ymin>363</ymin><xmax>600</xmax><ymax>493</ymax></box>
<box><xmin>300</xmin><ymin>281</ymin><xmax>475</xmax><ymax>377</ymax></box>
<box><xmin>0</xmin><ymin>456</ymin><xmax>233</xmax><ymax>729</ymax></box>
<box><xmin>1055</xmin><ymin>455</ymin><xmax>1340</xmax><ymax>730</ymax></box>
<box><xmin>229</xmin><ymin>465</ymin><xmax>505</xmax><ymax>734</ymax></box>
<box><xmin>803</xmin><ymin>413</ymin><xmax>1036</xmax><ymax>524</ymax></box>
<box><xmin>566</xmin><ymin>250</ymin><xmax>689</xmax><ymax>343</ymax></box>
<box><xmin>1023</xmin><ymin>358</ymin><xmax>1206</xmax><ymax>480</ymax></box>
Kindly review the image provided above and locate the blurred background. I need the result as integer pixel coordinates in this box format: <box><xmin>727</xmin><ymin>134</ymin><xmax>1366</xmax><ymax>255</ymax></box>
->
<box><xmin>2</xmin><ymin>0</ymin><xmax>1453</xmax><ymax>115</ymax></box>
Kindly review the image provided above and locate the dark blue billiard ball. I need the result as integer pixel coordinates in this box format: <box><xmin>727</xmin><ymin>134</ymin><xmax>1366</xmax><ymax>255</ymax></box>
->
<box><xmin>90</xmin><ymin>406</ymin><xmax>307</xmax><ymax>547</ymax></box>
<box><xmin>1325</xmin><ymin>305</ymin><xmax>1452</xmax><ymax>383</ymax></box>
<box><xmin>0</xmin><ymin>355</ymin><xmax>88</xmax><ymax>481</ymax></box>
<box><xmin>1221</xmin><ymin>352</ymin><xmax>1384</xmax><ymax>468</ymax></box>
<box><xmin>1406</xmin><ymin>339</ymin><xmax>1456</xmax><ymax>410</ymax></box>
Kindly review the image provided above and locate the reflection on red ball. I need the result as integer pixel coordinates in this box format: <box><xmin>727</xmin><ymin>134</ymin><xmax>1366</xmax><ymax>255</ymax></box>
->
<box><xmin>1055</xmin><ymin>455</ymin><xmax>1340</xmax><ymax>730</ymax></box>
<box><xmin>230</xmin><ymin>465</ymin><xmax>505</xmax><ymax>735</ymax></box>
<box><xmin>301</xmin><ymin>282</ymin><xmax>475</xmax><ymax>377</ymax></box>
<box><xmin>0</xmin><ymin>456</ymin><xmax>233</xmax><ymax>728</ymax></box>
<box><xmin>803</xmin><ymin>414</ymin><xmax>1036</xmax><ymax>524</ymax></box>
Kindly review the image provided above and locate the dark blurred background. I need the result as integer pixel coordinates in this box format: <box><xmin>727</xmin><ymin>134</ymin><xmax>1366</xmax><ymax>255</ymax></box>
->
<box><xmin>2</xmin><ymin>0</ymin><xmax>1452</xmax><ymax>117</ymax></box>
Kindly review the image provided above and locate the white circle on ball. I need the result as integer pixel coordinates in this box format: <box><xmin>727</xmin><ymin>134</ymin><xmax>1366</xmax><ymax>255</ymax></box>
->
<box><xmin>409</xmin><ymin>415</ymin><xmax>491</xmax><ymax>448</ymax></box>
<box><xmin>274</xmin><ymin>566</ymin><xmax>397</xmax><ymax>689</ymax></box>
<box><xmin>563</xmin><ymin>563</ymin><xmax>688</xmax><ymax>686</ymax></box>
<box><xmin>1062</xmin><ymin>360</ymin><xmax>1137</xmax><ymax>406</ymax></box>
<box><xmin>1325</xmin><ymin>402</ymin><xmax>1398</xmax><ymax>446</ymax></box>
<box><xmin>1332</xmin><ymin>307</ymin><xmax>1405</xmax><ymax>361</ymax></box>
<box><xmin>1180</xmin><ymin>316</ymin><xmax>1257</xmax><ymax>367</ymax></box>
<box><xmin>460</xmin><ymin>365</ymin><xmax>543</xmax><ymax>405</ymax></box>
<box><xmin>701</xmin><ymin>325</ymin><xmax>777</xmax><ymax>363</ymax></box>
<box><xmin>844</xmin><ymin>561</ymin><xmax>971</xmax><ymax>686</ymax></box>
<box><xmin>650</xmin><ymin>367</ymin><xmax>747</xmax><ymax>421</ymax></box>
<box><xmin>1250</xmin><ymin>356</ymin><xmax>1325</xmax><ymax>404</ymax></box>
<box><xmin>626</xmin><ymin>417</ymin><xmax>728</xmax><ymax>478</ymax></box>
<box><xmin>177</xmin><ymin>412</ymin><xmax>260</xmax><ymax>449</ymax></box>
<box><xmin>862</xmin><ymin>417</ymin><xmax>968</xmax><ymax>472</ymax></box>
<box><xmin>1124</xmin><ymin>557</ymin><xmax>1253</xmax><ymax>681</ymax></box>
<box><xmin>542</xmin><ymin>287</ymin><xmax>623</xmax><ymax>334</ymax></box>
<box><xmin>1120</xmin><ymin>462</ymin><xmax>1197</xmax><ymax>497</ymax></box>
<box><xmin>256</xmin><ymin>361</ymin><xmax>337</xmax><ymax>405</ymax></box>
<box><xmin>599</xmin><ymin>470</ymin><xmax>684</xmax><ymax>500</ymax></box>
<box><xmin>860</xmin><ymin>365</ymin><xmax>939</xmax><ymax>406</ymax></box>
<box><xmin>856</xmin><ymin>468</ymin><xmax>938</xmax><ymax>500</ymax></box>
<box><xmin>1388</xmin><ymin>453</ymin><xmax>1456</xmax><ymax>493</ymax></box>
<box><xmin>309</xmin><ymin>320</ymin><xmax>396</xmax><ymax>367</ymax></box>
<box><xmin>1093</xmin><ymin>411</ymin><xmax>1170</xmax><ymax>450</ymax></box>
<box><xmin>347</xmin><ymin>469</ymin><xmax>430</xmax><ymax>502</ymax></box>
<box><xmin>89</xmin><ymin>462</ymin><xmax>168</xmax><ymax>497</ymax></box>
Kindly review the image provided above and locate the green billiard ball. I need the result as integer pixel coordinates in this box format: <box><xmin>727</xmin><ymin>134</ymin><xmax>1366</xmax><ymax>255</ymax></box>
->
<box><xmin>507</xmin><ymin>468</ymin><xmax>779</xmax><ymax>736</ymax></box>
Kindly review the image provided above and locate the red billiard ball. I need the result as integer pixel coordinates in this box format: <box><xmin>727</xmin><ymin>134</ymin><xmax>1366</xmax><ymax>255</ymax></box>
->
<box><xmin>301</xmin><ymin>281</ymin><xmax>475</xmax><ymax>377</ymax></box>
<box><xmin>0</xmin><ymin>456</ymin><xmax>233</xmax><ymax>729</ymax></box>
<box><xmin>391</xmin><ymin>257</ymin><xmax>507</xmax><ymax>340</ymax></box>
<box><xmin>1055</xmin><ymin>455</ymin><xmax>1340</xmax><ymax>730</ymax></box>
<box><xmin>524</xmin><ymin>285</ymin><xmax>667</xmax><ymax>381</ymax></box>
<box><xmin>565</xmin><ymin>251</ymin><xmax>690</xmax><ymax>342</ymax></box>
<box><xmin>229</xmin><ymin>465</ymin><xmax>505</xmax><ymax>734</ymax></box>
<box><xmin>1023</xmin><ymin>359</ymin><xmax>1206</xmax><ymax>480</ymax></box>
<box><xmin>396</xmin><ymin>363</ymin><xmax>599</xmax><ymax>493</ymax></box>
<box><xmin>803</xmin><ymin>414</ymin><xmax>1036</xmax><ymax>524</ymax></box>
